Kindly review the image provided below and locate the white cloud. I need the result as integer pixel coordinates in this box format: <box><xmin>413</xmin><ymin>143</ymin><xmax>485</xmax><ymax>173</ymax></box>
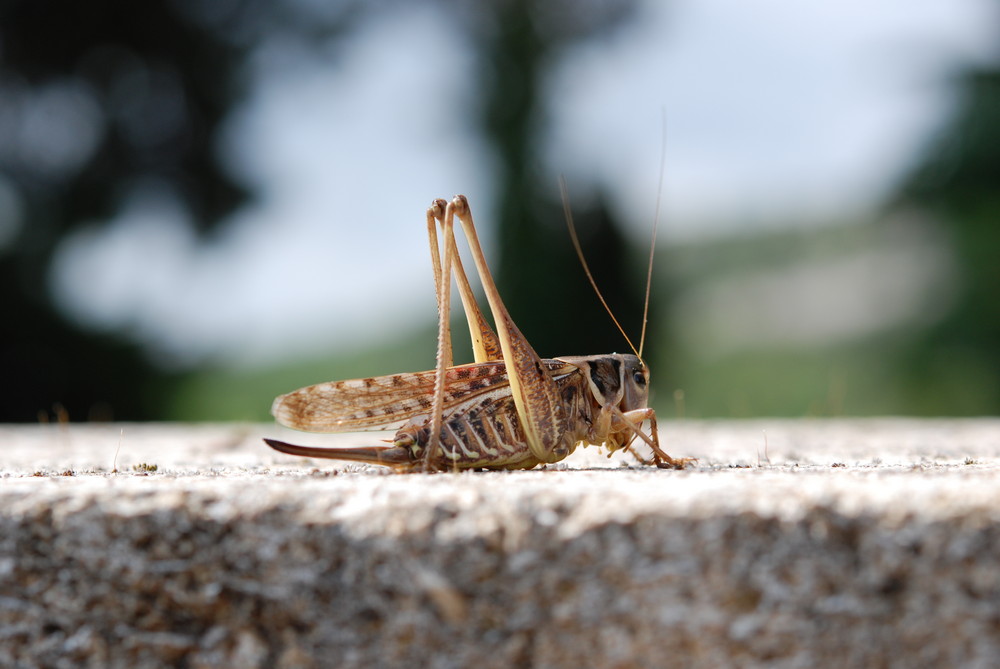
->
<box><xmin>546</xmin><ymin>0</ymin><xmax>997</xmax><ymax>235</ymax></box>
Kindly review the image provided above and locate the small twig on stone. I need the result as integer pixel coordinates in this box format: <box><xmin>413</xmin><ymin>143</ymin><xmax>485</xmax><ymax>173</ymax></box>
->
<box><xmin>757</xmin><ymin>430</ymin><xmax>771</xmax><ymax>467</ymax></box>
<box><xmin>112</xmin><ymin>428</ymin><xmax>124</xmax><ymax>474</ymax></box>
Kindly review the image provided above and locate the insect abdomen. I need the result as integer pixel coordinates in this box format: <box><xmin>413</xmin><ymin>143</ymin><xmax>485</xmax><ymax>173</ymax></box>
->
<box><xmin>397</xmin><ymin>395</ymin><xmax>544</xmax><ymax>470</ymax></box>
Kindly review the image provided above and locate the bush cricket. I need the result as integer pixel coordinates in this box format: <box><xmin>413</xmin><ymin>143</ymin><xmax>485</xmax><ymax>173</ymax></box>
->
<box><xmin>265</xmin><ymin>194</ymin><xmax>691</xmax><ymax>471</ymax></box>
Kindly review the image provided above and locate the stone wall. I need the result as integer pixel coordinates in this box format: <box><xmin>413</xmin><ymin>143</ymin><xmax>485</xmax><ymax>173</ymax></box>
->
<box><xmin>2</xmin><ymin>420</ymin><xmax>999</xmax><ymax>668</ymax></box>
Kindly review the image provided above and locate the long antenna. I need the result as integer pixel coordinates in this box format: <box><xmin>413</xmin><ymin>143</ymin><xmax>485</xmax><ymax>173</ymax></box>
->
<box><xmin>559</xmin><ymin>176</ymin><xmax>640</xmax><ymax>359</ymax></box>
<box><xmin>639</xmin><ymin>110</ymin><xmax>667</xmax><ymax>358</ymax></box>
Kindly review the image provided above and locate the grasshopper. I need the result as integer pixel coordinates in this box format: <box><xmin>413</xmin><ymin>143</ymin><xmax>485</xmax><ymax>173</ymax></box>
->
<box><xmin>264</xmin><ymin>195</ymin><xmax>690</xmax><ymax>471</ymax></box>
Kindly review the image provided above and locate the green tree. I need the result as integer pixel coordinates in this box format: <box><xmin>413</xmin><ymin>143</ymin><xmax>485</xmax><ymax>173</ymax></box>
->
<box><xmin>893</xmin><ymin>66</ymin><xmax>1000</xmax><ymax>412</ymax></box>
<box><xmin>0</xmin><ymin>1</ymin><xmax>359</xmax><ymax>420</ymax></box>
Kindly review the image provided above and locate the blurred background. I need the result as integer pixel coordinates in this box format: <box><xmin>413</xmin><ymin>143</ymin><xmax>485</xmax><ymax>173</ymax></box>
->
<box><xmin>1</xmin><ymin>0</ymin><xmax>998</xmax><ymax>423</ymax></box>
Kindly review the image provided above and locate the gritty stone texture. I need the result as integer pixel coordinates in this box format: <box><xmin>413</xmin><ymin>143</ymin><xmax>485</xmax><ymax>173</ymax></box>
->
<box><xmin>2</xmin><ymin>419</ymin><xmax>1000</xmax><ymax>668</ymax></box>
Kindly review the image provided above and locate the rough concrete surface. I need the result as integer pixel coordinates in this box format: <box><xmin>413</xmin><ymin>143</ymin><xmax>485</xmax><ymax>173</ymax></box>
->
<box><xmin>2</xmin><ymin>419</ymin><xmax>1000</xmax><ymax>668</ymax></box>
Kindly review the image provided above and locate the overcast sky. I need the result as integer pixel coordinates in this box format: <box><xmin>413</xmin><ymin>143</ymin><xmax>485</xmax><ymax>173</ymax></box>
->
<box><xmin>50</xmin><ymin>0</ymin><xmax>999</xmax><ymax>369</ymax></box>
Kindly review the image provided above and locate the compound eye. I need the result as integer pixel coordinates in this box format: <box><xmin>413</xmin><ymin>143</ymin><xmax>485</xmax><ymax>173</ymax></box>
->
<box><xmin>633</xmin><ymin>371</ymin><xmax>646</xmax><ymax>386</ymax></box>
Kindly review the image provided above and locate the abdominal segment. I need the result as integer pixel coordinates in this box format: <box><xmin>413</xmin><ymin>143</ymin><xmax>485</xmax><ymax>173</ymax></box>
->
<box><xmin>398</xmin><ymin>395</ymin><xmax>547</xmax><ymax>470</ymax></box>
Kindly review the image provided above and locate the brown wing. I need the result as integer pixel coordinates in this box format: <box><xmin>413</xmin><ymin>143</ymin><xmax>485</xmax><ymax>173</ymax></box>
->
<box><xmin>272</xmin><ymin>359</ymin><xmax>579</xmax><ymax>433</ymax></box>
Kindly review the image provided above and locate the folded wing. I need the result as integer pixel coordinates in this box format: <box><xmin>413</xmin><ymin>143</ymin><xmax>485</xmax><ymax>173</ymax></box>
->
<box><xmin>272</xmin><ymin>360</ymin><xmax>578</xmax><ymax>433</ymax></box>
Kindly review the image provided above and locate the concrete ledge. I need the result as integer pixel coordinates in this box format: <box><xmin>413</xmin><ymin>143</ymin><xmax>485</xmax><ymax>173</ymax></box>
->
<box><xmin>2</xmin><ymin>419</ymin><xmax>1000</xmax><ymax>668</ymax></box>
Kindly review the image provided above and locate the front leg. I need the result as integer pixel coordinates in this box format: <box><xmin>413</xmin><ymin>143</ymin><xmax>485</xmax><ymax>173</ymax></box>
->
<box><xmin>614</xmin><ymin>406</ymin><xmax>695</xmax><ymax>470</ymax></box>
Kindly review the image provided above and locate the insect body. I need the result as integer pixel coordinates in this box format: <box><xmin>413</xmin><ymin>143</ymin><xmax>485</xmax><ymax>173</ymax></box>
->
<box><xmin>265</xmin><ymin>195</ymin><xmax>689</xmax><ymax>471</ymax></box>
